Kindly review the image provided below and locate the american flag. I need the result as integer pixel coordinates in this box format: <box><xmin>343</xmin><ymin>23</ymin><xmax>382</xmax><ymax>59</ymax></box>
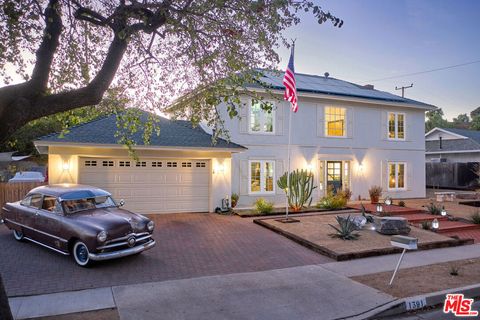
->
<box><xmin>283</xmin><ymin>46</ymin><xmax>298</xmax><ymax>112</ymax></box>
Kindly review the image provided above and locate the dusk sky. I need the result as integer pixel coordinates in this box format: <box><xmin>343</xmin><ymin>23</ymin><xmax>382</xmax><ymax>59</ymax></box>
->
<box><xmin>278</xmin><ymin>0</ymin><xmax>480</xmax><ymax>120</ymax></box>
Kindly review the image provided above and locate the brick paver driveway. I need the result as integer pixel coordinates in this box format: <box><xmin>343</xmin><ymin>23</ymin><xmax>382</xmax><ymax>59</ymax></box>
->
<box><xmin>0</xmin><ymin>213</ymin><xmax>332</xmax><ymax>297</ymax></box>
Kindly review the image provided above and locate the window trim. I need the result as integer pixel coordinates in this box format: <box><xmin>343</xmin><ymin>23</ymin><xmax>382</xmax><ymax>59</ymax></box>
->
<box><xmin>324</xmin><ymin>106</ymin><xmax>347</xmax><ymax>138</ymax></box>
<box><xmin>387</xmin><ymin>112</ymin><xmax>406</xmax><ymax>141</ymax></box>
<box><xmin>387</xmin><ymin>161</ymin><xmax>407</xmax><ymax>191</ymax></box>
<box><xmin>248</xmin><ymin>160</ymin><xmax>276</xmax><ymax>195</ymax></box>
<box><xmin>248</xmin><ymin>100</ymin><xmax>276</xmax><ymax>135</ymax></box>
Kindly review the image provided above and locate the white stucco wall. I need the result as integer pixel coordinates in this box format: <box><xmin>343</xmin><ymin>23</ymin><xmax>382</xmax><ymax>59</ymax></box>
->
<box><xmin>219</xmin><ymin>93</ymin><xmax>428</xmax><ymax>207</ymax></box>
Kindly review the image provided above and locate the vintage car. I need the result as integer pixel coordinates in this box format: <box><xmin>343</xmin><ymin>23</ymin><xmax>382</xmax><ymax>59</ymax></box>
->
<box><xmin>1</xmin><ymin>184</ymin><xmax>155</xmax><ymax>267</ymax></box>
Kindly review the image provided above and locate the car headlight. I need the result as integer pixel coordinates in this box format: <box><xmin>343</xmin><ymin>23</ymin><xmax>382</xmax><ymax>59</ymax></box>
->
<box><xmin>97</xmin><ymin>231</ymin><xmax>108</xmax><ymax>243</ymax></box>
<box><xmin>147</xmin><ymin>221</ymin><xmax>155</xmax><ymax>232</ymax></box>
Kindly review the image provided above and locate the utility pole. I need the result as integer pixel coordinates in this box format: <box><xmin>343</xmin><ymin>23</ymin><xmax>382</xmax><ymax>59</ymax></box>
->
<box><xmin>395</xmin><ymin>83</ymin><xmax>413</xmax><ymax>98</ymax></box>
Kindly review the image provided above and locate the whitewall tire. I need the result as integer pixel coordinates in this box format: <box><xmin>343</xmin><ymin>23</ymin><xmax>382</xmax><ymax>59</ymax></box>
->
<box><xmin>13</xmin><ymin>229</ymin><xmax>24</xmax><ymax>241</ymax></box>
<box><xmin>73</xmin><ymin>241</ymin><xmax>91</xmax><ymax>267</ymax></box>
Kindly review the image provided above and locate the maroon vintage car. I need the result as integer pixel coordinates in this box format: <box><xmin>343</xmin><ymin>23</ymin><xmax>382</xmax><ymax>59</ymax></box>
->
<box><xmin>1</xmin><ymin>184</ymin><xmax>155</xmax><ymax>267</ymax></box>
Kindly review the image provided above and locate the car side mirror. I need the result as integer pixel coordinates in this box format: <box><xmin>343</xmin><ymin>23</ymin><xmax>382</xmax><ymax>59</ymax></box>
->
<box><xmin>119</xmin><ymin>199</ymin><xmax>125</xmax><ymax>207</ymax></box>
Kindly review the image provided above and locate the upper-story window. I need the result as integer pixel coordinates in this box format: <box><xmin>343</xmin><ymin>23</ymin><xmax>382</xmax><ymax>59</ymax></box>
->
<box><xmin>388</xmin><ymin>112</ymin><xmax>405</xmax><ymax>140</ymax></box>
<box><xmin>249</xmin><ymin>101</ymin><xmax>274</xmax><ymax>134</ymax></box>
<box><xmin>325</xmin><ymin>107</ymin><xmax>346</xmax><ymax>137</ymax></box>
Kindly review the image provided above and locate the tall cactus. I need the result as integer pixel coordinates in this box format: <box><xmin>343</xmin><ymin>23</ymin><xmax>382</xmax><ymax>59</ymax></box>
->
<box><xmin>277</xmin><ymin>169</ymin><xmax>317</xmax><ymax>211</ymax></box>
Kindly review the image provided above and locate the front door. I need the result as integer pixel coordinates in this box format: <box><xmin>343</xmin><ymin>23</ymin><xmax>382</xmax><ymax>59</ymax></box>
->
<box><xmin>326</xmin><ymin>161</ymin><xmax>343</xmax><ymax>194</ymax></box>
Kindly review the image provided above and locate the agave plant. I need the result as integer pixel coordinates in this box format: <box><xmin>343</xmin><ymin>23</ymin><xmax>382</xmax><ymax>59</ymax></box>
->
<box><xmin>329</xmin><ymin>215</ymin><xmax>360</xmax><ymax>240</ymax></box>
<box><xmin>425</xmin><ymin>202</ymin><xmax>442</xmax><ymax>215</ymax></box>
<box><xmin>277</xmin><ymin>169</ymin><xmax>317</xmax><ymax>211</ymax></box>
<box><xmin>361</xmin><ymin>204</ymin><xmax>374</xmax><ymax>223</ymax></box>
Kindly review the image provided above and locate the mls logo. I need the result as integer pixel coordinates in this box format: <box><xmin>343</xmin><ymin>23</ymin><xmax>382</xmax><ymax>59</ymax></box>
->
<box><xmin>443</xmin><ymin>294</ymin><xmax>478</xmax><ymax>317</ymax></box>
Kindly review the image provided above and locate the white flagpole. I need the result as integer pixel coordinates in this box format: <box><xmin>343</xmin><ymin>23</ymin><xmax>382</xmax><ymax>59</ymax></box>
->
<box><xmin>285</xmin><ymin>104</ymin><xmax>293</xmax><ymax>221</ymax></box>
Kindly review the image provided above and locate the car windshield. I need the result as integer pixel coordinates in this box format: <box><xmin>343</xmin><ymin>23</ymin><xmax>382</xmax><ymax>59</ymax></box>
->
<box><xmin>62</xmin><ymin>196</ymin><xmax>117</xmax><ymax>214</ymax></box>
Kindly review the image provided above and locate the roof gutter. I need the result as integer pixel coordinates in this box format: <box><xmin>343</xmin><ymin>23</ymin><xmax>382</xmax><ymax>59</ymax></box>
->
<box><xmin>34</xmin><ymin>141</ymin><xmax>247</xmax><ymax>154</ymax></box>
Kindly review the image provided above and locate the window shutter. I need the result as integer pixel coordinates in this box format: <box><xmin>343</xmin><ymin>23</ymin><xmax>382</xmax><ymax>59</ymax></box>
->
<box><xmin>405</xmin><ymin>113</ymin><xmax>412</xmax><ymax>141</ymax></box>
<box><xmin>346</xmin><ymin>107</ymin><xmax>354</xmax><ymax>138</ymax></box>
<box><xmin>275</xmin><ymin>159</ymin><xmax>285</xmax><ymax>195</ymax></box>
<box><xmin>381</xmin><ymin>160</ymin><xmax>388</xmax><ymax>190</ymax></box>
<box><xmin>239</xmin><ymin>101</ymin><xmax>249</xmax><ymax>134</ymax></box>
<box><xmin>381</xmin><ymin>111</ymin><xmax>388</xmax><ymax>140</ymax></box>
<box><xmin>275</xmin><ymin>103</ymin><xmax>284</xmax><ymax>135</ymax></box>
<box><xmin>239</xmin><ymin>160</ymin><xmax>249</xmax><ymax>195</ymax></box>
<box><xmin>317</xmin><ymin>105</ymin><xmax>325</xmax><ymax>137</ymax></box>
<box><xmin>406</xmin><ymin>163</ymin><xmax>413</xmax><ymax>191</ymax></box>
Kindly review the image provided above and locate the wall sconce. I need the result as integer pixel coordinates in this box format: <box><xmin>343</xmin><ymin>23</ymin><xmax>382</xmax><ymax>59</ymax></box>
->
<box><xmin>62</xmin><ymin>161</ymin><xmax>70</xmax><ymax>171</ymax></box>
<box><xmin>213</xmin><ymin>163</ymin><xmax>225</xmax><ymax>174</ymax></box>
<box><xmin>432</xmin><ymin>218</ymin><xmax>439</xmax><ymax>231</ymax></box>
<box><xmin>306</xmin><ymin>163</ymin><xmax>314</xmax><ymax>172</ymax></box>
<box><xmin>357</xmin><ymin>162</ymin><xmax>365</xmax><ymax>175</ymax></box>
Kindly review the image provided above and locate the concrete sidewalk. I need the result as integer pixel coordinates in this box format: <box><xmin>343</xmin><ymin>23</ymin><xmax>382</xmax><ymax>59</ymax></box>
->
<box><xmin>9</xmin><ymin>265</ymin><xmax>394</xmax><ymax>320</ymax></box>
<box><xmin>322</xmin><ymin>243</ymin><xmax>480</xmax><ymax>277</ymax></box>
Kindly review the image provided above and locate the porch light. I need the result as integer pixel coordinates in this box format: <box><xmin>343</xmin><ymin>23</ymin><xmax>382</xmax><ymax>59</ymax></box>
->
<box><xmin>432</xmin><ymin>218</ymin><xmax>439</xmax><ymax>230</ymax></box>
<box><xmin>376</xmin><ymin>203</ymin><xmax>383</xmax><ymax>213</ymax></box>
<box><xmin>213</xmin><ymin>163</ymin><xmax>224</xmax><ymax>174</ymax></box>
<box><xmin>62</xmin><ymin>161</ymin><xmax>70</xmax><ymax>171</ymax></box>
<box><xmin>306</xmin><ymin>163</ymin><xmax>314</xmax><ymax>172</ymax></box>
<box><xmin>441</xmin><ymin>207</ymin><xmax>447</xmax><ymax>216</ymax></box>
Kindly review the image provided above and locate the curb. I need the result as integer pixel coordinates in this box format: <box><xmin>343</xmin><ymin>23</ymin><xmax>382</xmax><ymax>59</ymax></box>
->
<box><xmin>341</xmin><ymin>283</ymin><xmax>480</xmax><ymax>319</ymax></box>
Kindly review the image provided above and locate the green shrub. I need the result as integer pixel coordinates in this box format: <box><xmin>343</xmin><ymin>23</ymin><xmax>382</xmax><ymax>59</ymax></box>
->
<box><xmin>425</xmin><ymin>202</ymin><xmax>442</xmax><ymax>215</ymax></box>
<box><xmin>231</xmin><ymin>193</ymin><xmax>239</xmax><ymax>208</ymax></box>
<box><xmin>449</xmin><ymin>265</ymin><xmax>460</xmax><ymax>276</ymax></box>
<box><xmin>398</xmin><ymin>200</ymin><xmax>406</xmax><ymax>207</ymax></box>
<box><xmin>254</xmin><ymin>198</ymin><xmax>274</xmax><ymax>214</ymax></box>
<box><xmin>420</xmin><ymin>221</ymin><xmax>431</xmax><ymax>230</ymax></box>
<box><xmin>340</xmin><ymin>188</ymin><xmax>352</xmax><ymax>201</ymax></box>
<box><xmin>317</xmin><ymin>186</ymin><xmax>348</xmax><ymax>210</ymax></box>
<box><xmin>471</xmin><ymin>211</ymin><xmax>480</xmax><ymax>224</ymax></box>
<box><xmin>329</xmin><ymin>215</ymin><xmax>360</xmax><ymax>240</ymax></box>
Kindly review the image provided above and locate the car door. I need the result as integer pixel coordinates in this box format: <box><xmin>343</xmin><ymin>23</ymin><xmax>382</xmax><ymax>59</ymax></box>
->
<box><xmin>17</xmin><ymin>193</ymin><xmax>43</xmax><ymax>239</ymax></box>
<box><xmin>34</xmin><ymin>196</ymin><xmax>68</xmax><ymax>252</ymax></box>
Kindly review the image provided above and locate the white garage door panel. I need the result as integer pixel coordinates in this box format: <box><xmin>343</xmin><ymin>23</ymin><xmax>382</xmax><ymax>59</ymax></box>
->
<box><xmin>78</xmin><ymin>158</ymin><xmax>210</xmax><ymax>214</ymax></box>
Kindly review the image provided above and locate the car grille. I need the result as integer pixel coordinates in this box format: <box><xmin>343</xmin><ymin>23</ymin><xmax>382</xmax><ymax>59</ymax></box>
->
<box><xmin>96</xmin><ymin>232</ymin><xmax>151</xmax><ymax>252</ymax></box>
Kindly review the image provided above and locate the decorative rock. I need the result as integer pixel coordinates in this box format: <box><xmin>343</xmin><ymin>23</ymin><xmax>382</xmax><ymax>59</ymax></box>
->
<box><xmin>337</xmin><ymin>215</ymin><xmax>367</xmax><ymax>230</ymax></box>
<box><xmin>374</xmin><ymin>216</ymin><xmax>411</xmax><ymax>235</ymax></box>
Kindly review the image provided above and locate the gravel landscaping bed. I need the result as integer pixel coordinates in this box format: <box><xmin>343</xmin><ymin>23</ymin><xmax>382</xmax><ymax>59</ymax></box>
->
<box><xmin>254</xmin><ymin>213</ymin><xmax>463</xmax><ymax>261</ymax></box>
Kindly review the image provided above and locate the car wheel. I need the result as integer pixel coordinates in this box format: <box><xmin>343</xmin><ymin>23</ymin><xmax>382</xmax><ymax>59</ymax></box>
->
<box><xmin>13</xmin><ymin>229</ymin><xmax>24</xmax><ymax>241</ymax></box>
<box><xmin>73</xmin><ymin>241</ymin><xmax>92</xmax><ymax>267</ymax></box>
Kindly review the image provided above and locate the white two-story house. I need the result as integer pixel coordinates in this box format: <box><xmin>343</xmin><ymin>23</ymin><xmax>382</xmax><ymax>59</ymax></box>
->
<box><xmin>216</xmin><ymin>71</ymin><xmax>435</xmax><ymax>207</ymax></box>
<box><xmin>35</xmin><ymin>70</ymin><xmax>435</xmax><ymax>214</ymax></box>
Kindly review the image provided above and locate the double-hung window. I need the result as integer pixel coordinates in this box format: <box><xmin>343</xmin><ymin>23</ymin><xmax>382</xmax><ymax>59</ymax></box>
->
<box><xmin>249</xmin><ymin>101</ymin><xmax>274</xmax><ymax>134</ymax></box>
<box><xmin>388</xmin><ymin>162</ymin><xmax>406</xmax><ymax>190</ymax></box>
<box><xmin>249</xmin><ymin>160</ymin><xmax>275</xmax><ymax>194</ymax></box>
<box><xmin>388</xmin><ymin>112</ymin><xmax>405</xmax><ymax>140</ymax></box>
<box><xmin>325</xmin><ymin>107</ymin><xmax>346</xmax><ymax>137</ymax></box>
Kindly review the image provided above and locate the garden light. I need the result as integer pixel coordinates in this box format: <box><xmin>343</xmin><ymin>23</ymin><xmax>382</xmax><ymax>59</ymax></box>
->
<box><xmin>376</xmin><ymin>203</ymin><xmax>383</xmax><ymax>213</ymax></box>
<box><xmin>441</xmin><ymin>207</ymin><xmax>447</xmax><ymax>216</ymax></box>
<box><xmin>384</xmin><ymin>197</ymin><xmax>392</xmax><ymax>206</ymax></box>
<box><xmin>432</xmin><ymin>218</ymin><xmax>439</xmax><ymax>230</ymax></box>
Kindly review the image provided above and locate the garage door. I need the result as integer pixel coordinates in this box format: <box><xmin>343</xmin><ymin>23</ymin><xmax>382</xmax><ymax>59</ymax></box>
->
<box><xmin>78</xmin><ymin>158</ymin><xmax>210</xmax><ymax>214</ymax></box>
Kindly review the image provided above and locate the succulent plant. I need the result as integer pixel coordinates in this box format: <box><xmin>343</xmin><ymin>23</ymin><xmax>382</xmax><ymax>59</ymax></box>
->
<box><xmin>277</xmin><ymin>169</ymin><xmax>317</xmax><ymax>211</ymax></box>
<box><xmin>329</xmin><ymin>215</ymin><xmax>360</xmax><ymax>240</ymax></box>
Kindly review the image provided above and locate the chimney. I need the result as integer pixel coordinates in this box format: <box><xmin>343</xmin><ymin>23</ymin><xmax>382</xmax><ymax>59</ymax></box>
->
<box><xmin>363</xmin><ymin>84</ymin><xmax>374</xmax><ymax>90</ymax></box>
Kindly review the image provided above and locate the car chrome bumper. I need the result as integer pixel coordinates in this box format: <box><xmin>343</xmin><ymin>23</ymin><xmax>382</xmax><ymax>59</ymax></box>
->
<box><xmin>88</xmin><ymin>239</ymin><xmax>155</xmax><ymax>261</ymax></box>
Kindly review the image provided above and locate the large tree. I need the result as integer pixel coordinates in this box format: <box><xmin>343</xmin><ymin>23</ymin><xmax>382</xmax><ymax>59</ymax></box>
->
<box><xmin>0</xmin><ymin>0</ymin><xmax>342</xmax><ymax>144</ymax></box>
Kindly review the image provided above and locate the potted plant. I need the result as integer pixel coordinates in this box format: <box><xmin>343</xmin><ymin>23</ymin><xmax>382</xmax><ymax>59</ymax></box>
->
<box><xmin>231</xmin><ymin>193</ymin><xmax>239</xmax><ymax>208</ymax></box>
<box><xmin>368</xmin><ymin>185</ymin><xmax>382</xmax><ymax>204</ymax></box>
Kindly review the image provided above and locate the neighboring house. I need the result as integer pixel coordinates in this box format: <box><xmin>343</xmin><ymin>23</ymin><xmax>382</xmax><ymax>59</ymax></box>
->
<box><xmin>215</xmin><ymin>71</ymin><xmax>435</xmax><ymax>208</ymax></box>
<box><xmin>34</xmin><ymin>115</ymin><xmax>245</xmax><ymax>214</ymax></box>
<box><xmin>426</xmin><ymin>127</ymin><xmax>480</xmax><ymax>163</ymax></box>
<box><xmin>35</xmin><ymin>71</ymin><xmax>435</xmax><ymax>214</ymax></box>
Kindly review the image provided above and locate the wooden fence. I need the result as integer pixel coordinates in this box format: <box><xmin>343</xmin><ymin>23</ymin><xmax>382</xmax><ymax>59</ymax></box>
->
<box><xmin>0</xmin><ymin>182</ymin><xmax>46</xmax><ymax>208</ymax></box>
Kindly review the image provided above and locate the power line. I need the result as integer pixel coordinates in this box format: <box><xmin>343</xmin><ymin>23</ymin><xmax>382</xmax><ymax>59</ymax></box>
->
<box><xmin>365</xmin><ymin>59</ymin><xmax>480</xmax><ymax>82</ymax></box>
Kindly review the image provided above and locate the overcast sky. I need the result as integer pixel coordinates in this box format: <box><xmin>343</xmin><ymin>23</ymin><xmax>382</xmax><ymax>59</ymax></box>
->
<box><xmin>278</xmin><ymin>0</ymin><xmax>480</xmax><ymax>120</ymax></box>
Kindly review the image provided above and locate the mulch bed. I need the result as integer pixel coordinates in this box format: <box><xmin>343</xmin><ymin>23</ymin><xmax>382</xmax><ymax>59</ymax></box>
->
<box><xmin>235</xmin><ymin>206</ymin><xmax>350</xmax><ymax>218</ymax></box>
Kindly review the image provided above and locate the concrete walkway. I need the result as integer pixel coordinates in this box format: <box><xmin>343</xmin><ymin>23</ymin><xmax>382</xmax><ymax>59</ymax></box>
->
<box><xmin>322</xmin><ymin>243</ymin><xmax>480</xmax><ymax>277</ymax></box>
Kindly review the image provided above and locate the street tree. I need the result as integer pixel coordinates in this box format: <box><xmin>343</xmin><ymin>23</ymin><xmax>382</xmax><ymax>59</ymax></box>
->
<box><xmin>0</xmin><ymin>0</ymin><xmax>342</xmax><ymax>144</ymax></box>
